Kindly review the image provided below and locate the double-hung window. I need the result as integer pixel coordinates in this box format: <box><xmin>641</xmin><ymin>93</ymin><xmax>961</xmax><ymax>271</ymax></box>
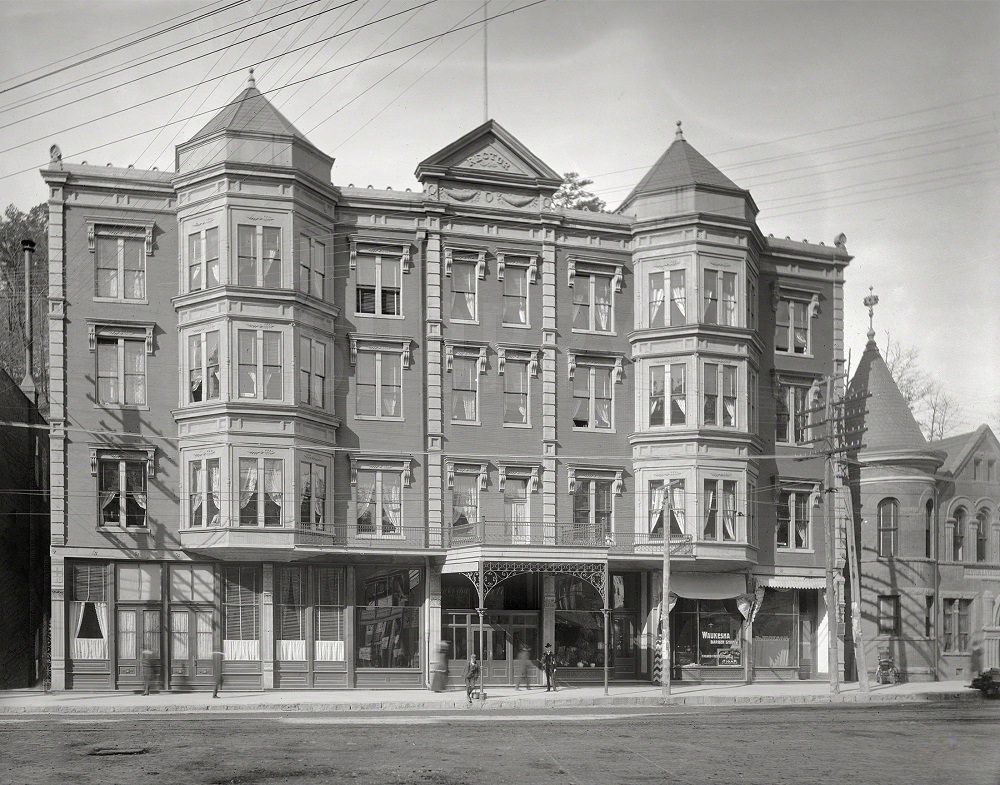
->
<box><xmin>975</xmin><ymin>510</ymin><xmax>988</xmax><ymax>563</ymax></box>
<box><xmin>652</xmin><ymin>362</ymin><xmax>691</xmax><ymax>427</ymax></box>
<box><xmin>448</xmin><ymin>346</ymin><xmax>485</xmax><ymax>424</ymax></box>
<box><xmin>356</xmin><ymin>350</ymin><xmax>402</xmax><ymax>419</ymax></box>
<box><xmin>298</xmin><ymin>336</ymin><xmax>327</xmax><ymax>409</ymax></box>
<box><xmin>237</xmin><ymin>224</ymin><xmax>282</xmax><ymax>288</ymax></box>
<box><xmin>648</xmin><ymin>269</ymin><xmax>686</xmax><ymax>328</ymax></box>
<box><xmin>187</xmin><ymin>226</ymin><xmax>220</xmax><ymax>292</ymax></box>
<box><xmin>877</xmin><ymin>595</ymin><xmax>901</xmax><ymax>637</ymax></box>
<box><xmin>571</xmin><ymin>358</ymin><xmax>618</xmax><ymax>430</ymax></box>
<box><xmin>298</xmin><ymin>235</ymin><xmax>326</xmax><ymax>299</ymax></box>
<box><xmin>942</xmin><ymin>598</ymin><xmax>971</xmax><ymax>651</ymax></box>
<box><xmin>703</xmin><ymin>269</ymin><xmax>737</xmax><ymax>326</ymax></box>
<box><xmin>187</xmin><ymin>331</ymin><xmax>220</xmax><ymax>403</ymax></box>
<box><xmin>450</xmin><ymin>260</ymin><xmax>477</xmax><ymax>321</ymax></box>
<box><xmin>451</xmin><ymin>472</ymin><xmax>479</xmax><ymax>531</ymax></box>
<box><xmin>648</xmin><ymin>479</ymin><xmax>685</xmax><ymax>539</ymax></box>
<box><xmin>98</xmin><ymin>455</ymin><xmax>148</xmax><ymax>528</ymax></box>
<box><xmin>953</xmin><ymin>508</ymin><xmax>966</xmax><ymax>561</ymax></box>
<box><xmin>572</xmin><ymin>272</ymin><xmax>614</xmax><ymax>333</ymax></box>
<box><xmin>299</xmin><ymin>461</ymin><xmax>327</xmax><ymax>530</ymax></box>
<box><xmin>877</xmin><ymin>498</ymin><xmax>899</xmax><ymax>557</ymax></box>
<box><xmin>703</xmin><ymin>479</ymin><xmax>737</xmax><ymax>541</ymax></box>
<box><xmin>503</xmin><ymin>359</ymin><xmax>529</xmax><ymax>425</ymax></box>
<box><xmin>356</xmin><ymin>469</ymin><xmax>402</xmax><ymax>536</ymax></box>
<box><xmin>775</xmin><ymin>294</ymin><xmax>816</xmax><ymax>355</ymax></box>
<box><xmin>573</xmin><ymin>479</ymin><xmax>612</xmax><ymax>543</ymax></box>
<box><xmin>704</xmin><ymin>364</ymin><xmax>737</xmax><ymax>427</ymax></box>
<box><xmin>777</xmin><ymin>487</ymin><xmax>812</xmax><ymax>550</ymax></box>
<box><xmin>356</xmin><ymin>253</ymin><xmax>401</xmax><ymax>316</ymax></box>
<box><xmin>776</xmin><ymin>383</ymin><xmax>812</xmax><ymax>445</ymax></box>
<box><xmin>237</xmin><ymin>457</ymin><xmax>283</xmax><ymax>527</ymax></box>
<box><xmin>188</xmin><ymin>457</ymin><xmax>220</xmax><ymax>527</ymax></box>
<box><xmin>97</xmin><ymin>336</ymin><xmax>146</xmax><ymax>407</ymax></box>
<box><xmin>94</xmin><ymin>225</ymin><xmax>148</xmax><ymax>301</ymax></box>
<box><xmin>502</xmin><ymin>266</ymin><xmax>529</xmax><ymax>326</ymax></box>
<box><xmin>237</xmin><ymin>329</ymin><xmax>282</xmax><ymax>400</ymax></box>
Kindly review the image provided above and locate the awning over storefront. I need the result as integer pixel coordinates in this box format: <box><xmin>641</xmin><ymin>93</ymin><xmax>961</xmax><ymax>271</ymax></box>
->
<box><xmin>670</xmin><ymin>572</ymin><xmax>746</xmax><ymax>599</ymax></box>
<box><xmin>758</xmin><ymin>576</ymin><xmax>826</xmax><ymax>590</ymax></box>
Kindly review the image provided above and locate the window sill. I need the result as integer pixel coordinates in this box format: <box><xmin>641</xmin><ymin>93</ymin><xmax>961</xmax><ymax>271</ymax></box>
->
<box><xmin>573</xmin><ymin>426</ymin><xmax>616</xmax><ymax>434</ymax></box>
<box><xmin>450</xmin><ymin>318</ymin><xmax>479</xmax><ymax>326</ymax></box>
<box><xmin>571</xmin><ymin>328</ymin><xmax>617</xmax><ymax>337</ymax></box>
<box><xmin>354</xmin><ymin>312</ymin><xmax>404</xmax><ymax>320</ymax></box>
<box><xmin>98</xmin><ymin>526</ymin><xmax>148</xmax><ymax>533</ymax></box>
<box><xmin>502</xmin><ymin>322</ymin><xmax>531</xmax><ymax>330</ymax></box>
<box><xmin>95</xmin><ymin>403</ymin><xmax>150</xmax><ymax>412</ymax></box>
<box><xmin>502</xmin><ymin>421</ymin><xmax>532</xmax><ymax>429</ymax></box>
<box><xmin>774</xmin><ymin>351</ymin><xmax>815</xmax><ymax>359</ymax></box>
<box><xmin>775</xmin><ymin>547</ymin><xmax>816</xmax><ymax>554</ymax></box>
<box><xmin>450</xmin><ymin>419</ymin><xmax>482</xmax><ymax>427</ymax></box>
<box><xmin>355</xmin><ymin>415</ymin><xmax>404</xmax><ymax>422</ymax></box>
<box><xmin>93</xmin><ymin>296</ymin><xmax>149</xmax><ymax>305</ymax></box>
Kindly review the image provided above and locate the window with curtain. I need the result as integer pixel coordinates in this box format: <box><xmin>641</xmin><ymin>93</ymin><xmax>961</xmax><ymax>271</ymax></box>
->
<box><xmin>299</xmin><ymin>461</ymin><xmax>327</xmax><ymax>530</ymax></box>
<box><xmin>703</xmin><ymin>269</ymin><xmax>719</xmax><ymax>323</ymax></box>
<box><xmin>721</xmin><ymin>271</ymin><xmax>737</xmax><ymax>326</ymax></box>
<box><xmin>502</xmin><ymin>266</ymin><xmax>528</xmax><ymax>325</ymax></box>
<box><xmin>649</xmin><ymin>365</ymin><xmax>665</xmax><ymax>427</ymax></box>
<box><xmin>670</xmin><ymin>364</ymin><xmax>686</xmax><ymax>425</ymax></box>
<box><xmin>188</xmin><ymin>457</ymin><xmax>220</xmax><ymax>528</ymax></box>
<box><xmin>777</xmin><ymin>488</ymin><xmax>811</xmax><ymax>550</ymax></box>
<box><xmin>223</xmin><ymin>566</ymin><xmax>260</xmax><ymax>661</ymax></box>
<box><xmin>877</xmin><ymin>595</ymin><xmax>901</xmax><ymax>637</ymax></box>
<box><xmin>975</xmin><ymin>510</ymin><xmax>988</xmax><ymax>563</ymax></box>
<box><xmin>670</xmin><ymin>269</ymin><xmax>686</xmax><ymax>325</ymax></box>
<box><xmin>877</xmin><ymin>498</ymin><xmax>899</xmax><ymax>557</ymax></box>
<box><xmin>573</xmin><ymin>479</ymin><xmax>612</xmax><ymax>543</ymax></box>
<box><xmin>95</xmin><ymin>231</ymin><xmax>146</xmax><ymax>300</ymax></box>
<box><xmin>70</xmin><ymin>562</ymin><xmax>109</xmax><ymax>660</ymax></box>
<box><xmin>648</xmin><ymin>479</ymin><xmax>685</xmax><ymax>539</ymax></box>
<box><xmin>298</xmin><ymin>336</ymin><xmax>327</xmax><ymax>408</ymax></box>
<box><xmin>187</xmin><ymin>330</ymin><xmax>220</xmax><ymax>403</ymax></box>
<box><xmin>573</xmin><ymin>272</ymin><xmax>613</xmax><ymax>333</ymax></box>
<box><xmin>237</xmin><ymin>329</ymin><xmax>282</xmax><ymax>401</ymax></box>
<box><xmin>775</xmin><ymin>297</ymin><xmax>811</xmax><ymax>355</ymax></box>
<box><xmin>704</xmin><ymin>363</ymin><xmax>719</xmax><ymax>426</ymax></box>
<box><xmin>238</xmin><ymin>457</ymin><xmax>283</xmax><ymax>527</ymax></box>
<box><xmin>503</xmin><ymin>359</ymin><xmax>529</xmax><ymax>425</ymax></box>
<box><xmin>356</xmin><ymin>469</ymin><xmax>402</xmax><ymax>536</ymax></box>
<box><xmin>452</xmin><ymin>356</ymin><xmax>478</xmax><ymax>423</ymax></box>
<box><xmin>356</xmin><ymin>253</ymin><xmax>402</xmax><ymax>316</ymax></box>
<box><xmin>776</xmin><ymin>384</ymin><xmax>812</xmax><ymax>445</ymax></box>
<box><xmin>188</xmin><ymin>226</ymin><xmax>220</xmax><ymax>292</ymax></box>
<box><xmin>702</xmin><ymin>479</ymin><xmax>736</xmax><ymax>541</ymax></box>
<box><xmin>356</xmin><ymin>349</ymin><xmax>403</xmax><ymax>419</ymax></box>
<box><xmin>942</xmin><ymin>598</ymin><xmax>971</xmax><ymax>652</ymax></box>
<box><xmin>953</xmin><ymin>508</ymin><xmax>966</xmax><ymax>561</ymax></box>
<box><xmin>572</xmin><ymin>365</ymin><xmax>613</xmax><ymax>430</ymax></box>
<box><xmin>98</xmin><ymin>457</ymin><xmax>147</xmax><ymax>527</ymax></box>
<box><xmin>96</xmin><ymin>337</ymin><xmax>146</xmax><ymax>406</ymax></box>
<box><xmin>298</xmin><ymin>234</ymin><xmax>325</xmax><ymax>299</ymax></box>
<box><xmin>504</xmin><ymin>477</ymin><xmax>529</xmax><ymax>544</ymax></box>
<box><xmin>452</xmin><ymin>473</ymin><xmax>479</xmax><ymax>530</ymax></box>
<box><xmin>237</xmin><ymin>224</ymin><xmax>282</xmax><ymax>288</ymax></box>
<box><xmin>315</xmin><ymin>567</ymin><xmax>345</xmax><ymax>661</ymax></box>
<box><xmin>451</xmin><ymin>260</ymin><xmax>477</xmax><ymax>321</ymax></box>
<box><xmin>648</xmin><ymin>271</ymin><xmax>665</xmax><ymax>328</ymax></box>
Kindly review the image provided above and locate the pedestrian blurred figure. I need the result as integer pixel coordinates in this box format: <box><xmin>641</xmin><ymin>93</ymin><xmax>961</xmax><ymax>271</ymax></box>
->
<box><xmin>212</xmin><ymin>648</ymin><xmax>224</xmax><ymax>698</ymax></box>
<box><xmin>463</xmin><ymin>653</ymin><xmax>480</xmax><ymax>704</ymax></box>
<box><xmin>515</xmin><ymin>643</ymin><xmax>531</xmax><ymax>690</ymax></box>
<box><xmin>541</xmin><ymin>643</ymin><xmax>556</xmax><ymax>692</ymax></box>
<box><xmin>141</xmin><ymin>649</ymin><xmax>154</xmax><ymax>696</ymax></box>
<box><xmin>431</xmin><ymin>640</ymin><xmax>450</xmax><ymax>693</ymax></box>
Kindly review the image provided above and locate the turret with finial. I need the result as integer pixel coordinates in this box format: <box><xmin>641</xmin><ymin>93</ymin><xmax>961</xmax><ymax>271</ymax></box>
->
<box><xmin>863</xmin><ymin>286</ymin><xmax>879</xmax><ymax>342</ymax></box>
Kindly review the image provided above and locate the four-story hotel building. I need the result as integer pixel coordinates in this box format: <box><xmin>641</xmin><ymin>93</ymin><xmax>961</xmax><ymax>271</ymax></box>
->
<box><xmin>42</xmin><ymin>77</ymin><xmax>851</xmax><ymax>691</ymax></box>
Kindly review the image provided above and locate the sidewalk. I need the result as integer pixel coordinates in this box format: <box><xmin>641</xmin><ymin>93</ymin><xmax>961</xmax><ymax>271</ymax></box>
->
<box><xmin>0</xmin><ymin>679</ymin><xmax>980</xmax><ymax>715</ymax></box>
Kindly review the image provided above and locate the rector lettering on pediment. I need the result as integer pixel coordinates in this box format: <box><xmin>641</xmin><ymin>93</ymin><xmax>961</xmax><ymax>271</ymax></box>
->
<box><xmin>463</xmin><ymin>150</ymin><xmax>512</xmax><ymax>171</ymax></box>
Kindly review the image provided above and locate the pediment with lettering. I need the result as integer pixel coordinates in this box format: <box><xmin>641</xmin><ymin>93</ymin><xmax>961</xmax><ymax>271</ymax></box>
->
<box><xmin>416</xmin><ymin>120</ymin><xmax>561</xmax><ymax>190</ymax></box>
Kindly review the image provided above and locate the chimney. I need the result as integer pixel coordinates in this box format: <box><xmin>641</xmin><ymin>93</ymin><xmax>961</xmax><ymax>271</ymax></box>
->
<box><xmin>20</xmin><ymin>238</ymin><xmax>37</xmax><ymax>404</ymax></box>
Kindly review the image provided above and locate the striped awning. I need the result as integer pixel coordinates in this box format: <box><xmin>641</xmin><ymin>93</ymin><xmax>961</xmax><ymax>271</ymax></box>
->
<box><xmin>759</xmin><ymin>576</ymin><xmax>826</xmax><ymax>590</ymax></box>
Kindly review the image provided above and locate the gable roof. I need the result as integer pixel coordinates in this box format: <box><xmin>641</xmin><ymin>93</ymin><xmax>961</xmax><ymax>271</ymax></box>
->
<box><xmin>187</xmin><ymin>72</ymin><xmax>309</xmax><ymax>143</ymax></box>
<box><xmin>931</xmin><ymin>424</ymin><xmax>999</xmax><ymax>475</ymax></box>
<box><xmin>618</xmin><ymin>123</ymin><xmax>743</xmax><ymax>208</ymax></box>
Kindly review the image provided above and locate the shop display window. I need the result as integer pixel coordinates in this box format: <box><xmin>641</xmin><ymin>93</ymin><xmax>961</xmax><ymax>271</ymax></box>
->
<box><xmin>554</xmin><ymin>575</ymin><xmax>606</xmax><ymax>669</ymax></box>
<box><xmin>672</xmin><ymin>598</ymin><xmax>742</xmax><ymax>668</ymax></box>
<box><xmin>356</xmin><ymin>567</ymin><xmax>422</xmax><ymax>669</ymax></box>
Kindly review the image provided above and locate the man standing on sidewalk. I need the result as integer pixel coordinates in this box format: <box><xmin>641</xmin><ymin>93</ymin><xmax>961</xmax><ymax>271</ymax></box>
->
<box><xmin>542</xmin><ymin>643</ymin><xmax>556</xmax><ymax>692</ymax></box>
<box><xmin>141</xmin><ymin>649</ymin><xmax>154</xmax><ymax>696</ymax></box>
<box><xmin>212</xmin><ymin>649</ymin><xmax>224</xmax><ymax>698</ymax></box>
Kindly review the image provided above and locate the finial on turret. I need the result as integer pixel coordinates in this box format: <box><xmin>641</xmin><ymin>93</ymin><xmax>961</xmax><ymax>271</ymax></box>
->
<box><xmin>248</xmin><ymin>68</ymin><xmax>255</xmax><ymax>89</ymax></box>
<box><xmin>863</xmin><ymin>286</ymin><xmax>879</xmax><ymax>342</ymax></box>
<box><xmin>675</xmin><ymin>120</ymin><xmax>684</xmax><ymax>141</ymax></box>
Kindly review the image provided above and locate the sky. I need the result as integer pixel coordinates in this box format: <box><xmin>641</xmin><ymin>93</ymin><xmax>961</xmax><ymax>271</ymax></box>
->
<box><xmin>1</xmin><ymin>0</ymin><xmax>997</xmax><ymax>431</ymax></box>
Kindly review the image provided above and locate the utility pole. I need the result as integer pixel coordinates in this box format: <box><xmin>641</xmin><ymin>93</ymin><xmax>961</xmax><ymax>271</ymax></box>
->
<box><xmin>822</xmin><ymin>378</ymin><xmax>840</xmax><ymax>694</ymax></box>
<box><xmin>660</xmin><ymin>486</ymin><xmax>672</xmax><ymax>700</ymax></box>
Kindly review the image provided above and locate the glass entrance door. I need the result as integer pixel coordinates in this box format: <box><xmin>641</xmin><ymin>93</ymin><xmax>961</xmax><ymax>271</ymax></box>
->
<box><xmin>169</xmin><ymin>606</ymin><xmax>214</xmax><ymax>690</ymax></box>
<box><xmin>612</xmin><ymin>612</ymin><xmax>637</xmax><ymax>678</ymax></box>
<box><xmin>116</xmin><ymin>607</ymin><xmax>160</xmax><ymax>690</ymax></box>
<box><xmin>443</xmin><ymin>612</ymin><xmax>539</xmax><ymax>686</ymax></box>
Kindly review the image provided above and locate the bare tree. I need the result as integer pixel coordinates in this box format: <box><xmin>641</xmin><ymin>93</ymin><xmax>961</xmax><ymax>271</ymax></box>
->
<box><xmin>880</xmin><ymin>331</ymin><xmax>962</xmax><ymax>441</ymax></box>
<box><xmin>919</xmin><ymin>383</ymin><xmax>962</xmax><ymax>442</ymax></box>
<box><xmin>881</xmin><ymin>331</ymin><xmax>930</xmax><ymax>407</ymax></box>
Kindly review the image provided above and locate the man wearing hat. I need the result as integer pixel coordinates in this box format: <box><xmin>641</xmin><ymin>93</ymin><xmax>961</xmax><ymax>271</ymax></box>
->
<box><xmin>541</xmin><ymin>643</ymin><xmax>556</xmax><ymax>692</ymax></box>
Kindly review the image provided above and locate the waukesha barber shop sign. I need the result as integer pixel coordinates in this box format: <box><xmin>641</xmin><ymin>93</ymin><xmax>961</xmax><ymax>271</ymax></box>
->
<box><xmin>702</xmin><ymin>630</ymin><xmax>742</xmax><ymax>666</ymax></box>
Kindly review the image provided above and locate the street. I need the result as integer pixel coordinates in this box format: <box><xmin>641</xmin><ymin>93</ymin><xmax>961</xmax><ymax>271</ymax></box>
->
<box><xmin>3</xmin><ymin>702</ymin><xmax>998</xmax><ymax>785</ymax></box>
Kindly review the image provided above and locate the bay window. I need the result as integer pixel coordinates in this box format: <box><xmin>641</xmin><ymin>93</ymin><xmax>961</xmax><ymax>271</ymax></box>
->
<box><xmin>188</xmin><ymin>457</ymin><xmax>220</xmax><ymax>527</ymax></box>
<box><xmin>670</xmin><ymin>364</ymin><xmax>686</xmax><ymax>425</ymax></box>
<box><xmin>187</xmin><ymin>331</ymin><xmax>220</xmax><ymax>403</ymax></box>
<box><xmin>238</xmin><ymin>329</ymin><xmax>282</xmax><ymax>400</ymax></box>
<box><xmin>237</xmin><ymin>224</ymin><xmax>282</xmax><ymax>288</ymax></box>
<box><xmin>648</xmin><ymin>479</ymin><xmax>685</xmax><ymax>538</ymax></box>
<box><xmin>877</xmin><ymin>498</ymin><xmax>899</xmax><ymax>557</ymax></box>
<box><xmin>238</xmin><ymin>457</ymin><xmax>283</xmax><ymax>527</ymax></box>
<box><xmin>703</xmin><ymin>479</ymin><xmax>737</xmax><ymax>541</ymax></box>
<box><xmin>648</xmin><ymin>269</ymin><xmax>685</xmax><ymax>328</ymax></box>
<box><xmin>704</xmin><ymin>363</ymin><xmax>737</xmax><ymax>427</ymax></box>
<box><xmin>704</xmin><ymin>269</ymin><xmax>737</xmax><ymax>326</ymax></box>
<box><xmin>298</xmin><ymin>235</ymin><xmax>325</xmax><ymax>299</ymax></box>
<box><xmin>188</xmin><ymin>226</ymin><xmax>220</xmax><ymax>292</ymax></box>
<box><xmin>298</xmin><ymin>336</ymin><xmax>327</xmax><ymax>409</ymax></box>
<box><xmin>649</xmin><ymin>365</ymin><xmax>665</xmax><ymax>426</ymax></box>
<box><xmin>299</xmin><ymin>460</ymin><xmax>327</xmax><ymax>530</ymax></box>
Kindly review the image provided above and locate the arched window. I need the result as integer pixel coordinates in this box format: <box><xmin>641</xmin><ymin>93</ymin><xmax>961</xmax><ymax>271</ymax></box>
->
<box><xmin>924</xmin><ymin>499</ymin><xmax>934</xmax><ymax>559</ymax></box>
<box><xmin>975</xmin><ymin>509</ymin><xmax>989</xmax><ymax>563</ymax></box>
<box><xmin>877</xmin><ymin>498</ymin><xmax>898</xmax><ymax>558</ymax></box>
<box><xmin>953</xmin><ymin>508</ymin><xmax>966</xmax><ymax>562</ymax></box>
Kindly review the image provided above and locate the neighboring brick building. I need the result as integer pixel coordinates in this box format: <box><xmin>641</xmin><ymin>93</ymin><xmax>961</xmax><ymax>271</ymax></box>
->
<box><xmin>846</xmin><ymin>332</ymin><xmax>1000</xmax><ymax>681</ymax></box>
<box><xmin>41</xmin><ymin>75</ymin><xmax>855</xmax><ymax>691</ymax></box>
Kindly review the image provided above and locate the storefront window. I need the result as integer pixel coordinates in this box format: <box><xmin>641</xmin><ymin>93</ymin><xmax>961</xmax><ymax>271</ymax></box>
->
<box><xmin>554</xmin><ymin>575</ymin><xmax>606</xmax><ymax>669</ymax></box>
<box><xmin>356</xmin><ymin>567</ymin><xmax>422</xmax><ymax>669</ymax></box>
<box><xmin>752</xmin><ymin>589</ymin><xmax>799</xmax><ymax>669</ymax></box>
<box><xmin>672</xmin><ymin>598</ymin><xmax>742</xmax><ymax>668</ymax></box>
